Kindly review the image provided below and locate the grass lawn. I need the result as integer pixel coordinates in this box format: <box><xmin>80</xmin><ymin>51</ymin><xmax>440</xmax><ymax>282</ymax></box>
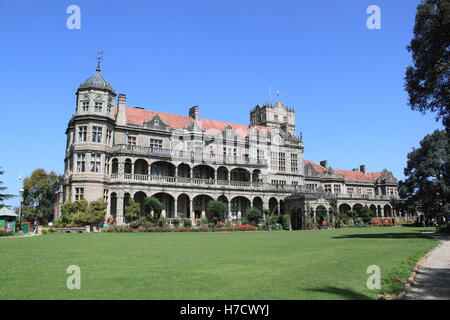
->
<box><xmin>0</xmin><ymin>226</ymin><xmax>438</xmax><ymax>300</ymax></box>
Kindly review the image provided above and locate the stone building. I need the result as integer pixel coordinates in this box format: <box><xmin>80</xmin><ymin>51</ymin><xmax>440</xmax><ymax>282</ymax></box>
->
<box><xmin>56</xmin><ymin>65</ymin><xmax>401</xmax><ymax>228</ymax></box>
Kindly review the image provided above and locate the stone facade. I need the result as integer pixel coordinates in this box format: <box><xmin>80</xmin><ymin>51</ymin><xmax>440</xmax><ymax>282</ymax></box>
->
<box><xmin>55</xmin><ymin>66</ymin><xmax>401</xmax><ymax>228</ymax></box>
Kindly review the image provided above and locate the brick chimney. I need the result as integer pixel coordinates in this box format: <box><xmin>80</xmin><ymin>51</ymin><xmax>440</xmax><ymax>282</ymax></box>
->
<box><xmin>320</xmin><ymin>160</ymin><xmax>328</xmax><ymax>168</ymax></box>
<box><xmin>118</xmin><ymin>94</ymin><xmax>126</xmax><ymax>106</ymax></box>
<box><xmin>189</xmin><ymin>106</ymin><xmax>199</xmax><ymax>119</ymax></box>
<box><xmin>116</xmin><ymin>93</ymin><xmax>127</xmax><ymax>126</ymax></box>
<box><xmin>360</xmin><ymin>165</ymin><xmax>366</xmax><ymax>174</ymax></box>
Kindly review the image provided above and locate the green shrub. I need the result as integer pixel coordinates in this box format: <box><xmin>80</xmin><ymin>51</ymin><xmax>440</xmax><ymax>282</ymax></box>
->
<box><xmin>182</xmin><ymin>218</ymin><xmax>192</xmax><ymax>227</ymax></box>
<box><xmin>106</xmin><ymin>225</ymin><xmax>131</xmax><ymax>232</ymax></box>
<box><xmin>173</xmin><ymin>218</ymin><xmax>182</xmax><ymax>228</ymax></box>
<box><xmin>281</xmin><ymin>214</ymin><xmax>291</xmax><ymax>230</ymax></box>
<box><xmin>245</xmin><ymin>207</ymin><xmax>262</xmax><ymax>226</ymax></box>
<box><xmin>438</xmin><ymin>222</ymin><xmax>450</xmax><ymax>235</ymax></box>
<box><xmin>157</xmin><ymin>217</ymin><xmax>168</xmax><ymax>227</ymax></box>
<box><xmin>0</xmin><ymin>230</ymin><xmax>14</xmax><ymax>237</ymax></box>
<box><xmin>129</xmin><ymin>216</ymin><xmax>147</xmax><ymax>228</ymax></box>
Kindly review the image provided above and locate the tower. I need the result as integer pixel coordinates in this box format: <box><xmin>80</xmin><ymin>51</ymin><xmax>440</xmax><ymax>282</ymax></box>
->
<box><xmin>250</xmin><ymin>101</ymin><xmax>296</xmax><ymax>137</ymax></box>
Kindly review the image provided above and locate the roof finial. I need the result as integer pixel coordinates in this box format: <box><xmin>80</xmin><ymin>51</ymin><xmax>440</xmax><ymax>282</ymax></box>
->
<box><xmin>96</xmin><ymin>50</ymin><xmax>104</xmax><ymax>71</ymax></box>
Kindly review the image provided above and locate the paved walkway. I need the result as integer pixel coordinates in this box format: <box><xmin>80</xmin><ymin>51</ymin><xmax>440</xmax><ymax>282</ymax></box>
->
<box><xmin>404</xmin><ymin>235</ymin><xmax>450</xmax><ymax>300</ymax></box>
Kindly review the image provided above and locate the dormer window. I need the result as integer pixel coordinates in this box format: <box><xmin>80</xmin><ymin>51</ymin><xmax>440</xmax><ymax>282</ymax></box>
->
<box><xmin>154</xmin><ymin>119</ymin><xmax>160</xmax><ymax>126</ymax></box>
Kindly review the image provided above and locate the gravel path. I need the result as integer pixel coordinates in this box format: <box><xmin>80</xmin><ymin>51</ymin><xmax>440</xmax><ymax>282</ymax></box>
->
<box><xmin>404</xmin><ymin>235</ymin><xmax>450</xmax><ymax>300</ymax></box>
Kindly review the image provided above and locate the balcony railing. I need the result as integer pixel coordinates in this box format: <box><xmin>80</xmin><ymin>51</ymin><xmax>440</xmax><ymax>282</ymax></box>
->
<box><xmin>112</xmin><ymin>144</ymin><xmax>268</xmax><ymax>166</ymax></box>
<box><xmin>110</xmin><ymin>173</ymin><xmax>299</xmax><ymax>192</ymax></box>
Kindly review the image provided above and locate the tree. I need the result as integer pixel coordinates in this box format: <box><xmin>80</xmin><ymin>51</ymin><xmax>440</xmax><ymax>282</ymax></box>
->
<box><xmin>359</xmin><ymin>205</ymin><xmax>373</xmax><ymax>223</ymax></box>
<box><xmin>60</xmin><ymin>199</ymin><xmax>107</xmax><ymax>226</ymax></box>
<box><xmin>125</xmin><ymin>199</ymin><xmax>141</xmax><ymax>222</ymax></box>
<box><xmin>245</xmin><ymin>207</ymin><xmax>262</xmax><ymax>226</ymax></box>
<box><xmin>206</xmin><ymin>200</ymin><xmax>227</xmax><ymax>224</ymax></box>
<box><xmin>144</xmin><ymin>197</ymin><xmax>163</xmax><ymax>217</ymax></box>
<box><xmin>22</xmin><ymin>169</ymin><xmax>62</xmax><ymax>223</ymax></box>
<box><xmin>405</xmin><ymin>0</ymin><xmax>450</xmax><ymax>128</ymax></box>
<box><xmin>0</xmin><ymin>168</ymin><xmax>14</xmax><ymax>208</ymax></box>
<box><xmin>400</xmin><ymin>129</ymin><xmax>449</xmax><ymax>219</ymax></box>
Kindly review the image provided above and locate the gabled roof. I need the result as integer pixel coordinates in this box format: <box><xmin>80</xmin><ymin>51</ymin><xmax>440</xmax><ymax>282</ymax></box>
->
<box><xmin>305</xmin><ymin>160</ymin><xmax>383</xmax><ymax>182</ymax></box>
<box><xmin>123</xmin><ymin>106</ymin><xmax>270</xmax><ymax>138</ymax></box>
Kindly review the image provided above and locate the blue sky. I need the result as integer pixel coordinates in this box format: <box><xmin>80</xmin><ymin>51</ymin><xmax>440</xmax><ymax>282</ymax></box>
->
<box><xmin>0</xmin><ymin>0</ymin><xmax>443</xmax><ymax>208</ymax></box>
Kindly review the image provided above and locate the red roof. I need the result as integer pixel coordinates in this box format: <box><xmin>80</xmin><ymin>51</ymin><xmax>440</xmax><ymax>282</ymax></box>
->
<box><xmin>305</xmin><ymin>160</ymin><xmax>382</xmax><ymax>182</ymax></box>
<box><xmin>123</xmin><ymin>106</ymin><xmax>270</xmax><ymax>138</ymax></box>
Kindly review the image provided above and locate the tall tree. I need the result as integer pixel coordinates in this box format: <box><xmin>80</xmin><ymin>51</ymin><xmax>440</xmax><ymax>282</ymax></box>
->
<box><xmin>22</xmin><ymin>169</ymin><xmax>62</xmax><ymax>223</ymax></box>
<box><xmin>400</xmin><ymin>129</ymin><xmax>449</xmax><ymax>218</ymax></box>
<box><xmin>405</xmin><ymin>0</ymin><xmax>450</xmax><ymax>127</ymax></box>
<box><xmin>0</xmin><ymin>168</ymin><xmax>14</xmax><ymax>208</ymax></box>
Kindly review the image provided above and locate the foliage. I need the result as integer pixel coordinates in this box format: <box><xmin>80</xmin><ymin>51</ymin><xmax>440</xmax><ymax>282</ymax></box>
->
<box><xmin>60</xmin><ymin>199</ymin><xmax>107</xmax><ymax>226</ymax></box>
<box><xmin>0</xmin><ymin>230</ymin><xmax>14</xmax><ymax>237</ymax></box>
<box><xmin>437</xmin><ymin>221</ymin><xmax>450</xmax><ymax>235</ymax></box>
<box><xmin>182</xmin><ymin>218</ymin><xmax>192</xmax><ymax>227</ymax></box>
<box><xmin>405</xmin><ymin>0</ymin><xmax>450</xmax><ymax>128</ymax></box>
<box><xmin>144</xmin><ymin>197</ymin><xmax>163</xmax><ymax>216</ymax></box>
<box><xmin>125</xmin><ymin>199</ymin><xmax>141</xmax><ymax>222</ymax></box>
<box><xmin>347</xmin><ymin>210</ymin><xmax>357</xmax><ymax>220</ymax></box>
<box><xmin>281</xmin><ymin>214</ymin><xmax>291</xmax><ymax>230</ymax></box>
<box><xmin>206</xmin><ymin>200</ymin><xmax>227</xmax><ymax>224</ymax></box>
<box><xmin>400</xmin><ymin>129</ymin><xmax>450</xmax><ymax>219</ymax></box>
<box><xmin>0</xmin><ymin>168</ymin><xmax>14</xmax><ymax>208</ymax></box>
<box><xmin>129</xmin><ymin>216</ymin><xmax>147</xmax><ymax>228</ymax></box>
<box><xmin>245</xmin><ymin>207</ymin><xmax>262</xmax><ymax>226</ymax></box>
<box><xmin>358</xmin><ymin>205</ymin><xmax>373</xmax><ymax>223</ymax></box>
<box><xmin>22</xmin><ymin>169</ymin><xmax>62</xmax><ymax>223</ymax></box>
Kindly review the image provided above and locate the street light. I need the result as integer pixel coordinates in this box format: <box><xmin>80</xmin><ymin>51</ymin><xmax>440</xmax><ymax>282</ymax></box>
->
<box><xmin>18</xmin><ymin>175</ymin><xmax>23</xmax><ymax>232</ymax></box>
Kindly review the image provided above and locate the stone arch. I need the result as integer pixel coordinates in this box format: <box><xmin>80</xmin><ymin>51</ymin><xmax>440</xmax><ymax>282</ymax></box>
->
<box><xmin>252</xmin><ymin>196</ymin><xmax>263</xmax><ymax>212</ymax></box>
<box><xmin>177</xmin><ymin>163</ymin><xmax>191</xmax><ymax>178</ymax></box>
<box><xmin>151</xmin><ymin>161</ymin><xmax>175</xmax><ymax>176</ymax></box>
<box><xmin>177</xmin><ymin>193</ymin><xmax>190</xmax><ymax>218</ymax></box>
<box><xmin>193</xmin><ymin>164</ymin><xmax>215</xmax><ymax>179</ymax></box>
<box><xmin>193</xmin><ymin>194</ymin><xmax>214</xmax><ymax>219</ymax></box>
<box><xmin>152</xmin><ymin>192</ymin><xmax>175</xmax><ymax>218</ymax></box>
<box><xmin>134</xmin><ymin>159</ymin><xmax>148</xmax><ymax>175</ymax></box>
<box><xmin>110</xmin><ymin>192</ymin><xmax>117</xmax><ymax>218</ymax></box>
<box><xmin>316</xmin><ymin>205</ymin><xmax>328</xmax><ymax>224</ymax></box>
<box><xmin>252</xmin><ymin>169</ymin><xmax>262</xmax><ymax>182</ymax></box>
<box><xmin>217</xmin><ymin>166</ymin><xmax>229</xmax><ymax>181</ymax></box>
<box><xmin>124</xmin><ymin>158</ymin><xmax>132</xmax><ymax>174</ymax></box>
<box><xmin>339</xmin><ymin>203</ymin><xmax>351</xmax><ymax>214</ymax></box>
<box><xmin>230</xmin><ymin>168</ymin><xmax>251</xmax><ymax>182</ymax></box>
<box><xmin>352</xmin><ymin>203</ymin><xmax>364</xmax><ymax>215</ymax></box>
<box><xmin>230</xmin><ymin>195</ymin><xmax>251</xmax><ymax>219</ymax></box>
<box><xmin>269</xmin><ymin>197</ymin><xmax>279</xmax><ymax>215</ymax></box>
<box><xmin>111</xmin><ymin>158</ymin><xmax>119</xmax><ymax>174</ymax></box>
<box><xmin>370</xmin><ymin>204</ymin><xmax>377</xmax><ymax>217</ymax></box>
<box><xmin>133</xmin><ymin>191</ymin><xmax>146</xmax><ymax>215</ymax></box>
<box><xmin>384</xmin><ymin>204</ymin><xmax>392</xmax><ymax>217</ymax></box>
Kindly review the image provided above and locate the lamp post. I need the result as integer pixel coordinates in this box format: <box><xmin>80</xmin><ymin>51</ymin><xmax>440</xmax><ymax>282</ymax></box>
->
<box><xmin>18</xmin><ymin>175</ymin><xmax>23</xmax><ymax>232</ymax></box>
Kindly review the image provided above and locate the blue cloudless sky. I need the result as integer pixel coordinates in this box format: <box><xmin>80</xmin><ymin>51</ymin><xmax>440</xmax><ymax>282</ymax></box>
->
<box><xmin>0</xmin><ymin>0</ymin><xmax>443</xmax><ymax>208</ymax></box>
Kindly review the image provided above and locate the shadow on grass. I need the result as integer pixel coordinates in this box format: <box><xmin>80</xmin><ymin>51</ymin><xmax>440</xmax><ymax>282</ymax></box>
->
<box><xmin>306</xmin><ymin>286</ymin><xmax>372</xmax><ymax>300</ymax></box>
<box><xmin>332</xmin><ymin>232</ymin><xmax>430</xmax><ymax>240</ymax></box>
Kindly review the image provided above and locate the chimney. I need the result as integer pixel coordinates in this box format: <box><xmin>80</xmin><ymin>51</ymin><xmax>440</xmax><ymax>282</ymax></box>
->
<box><xmin>360</xmin><ymin>165</ymin><xmax>366</xmax><ymax>174</ymax></box>
<box><xmin>116</xmin><ymin>93</ymin><xmax>127</xmax><ymax>126</ymax></box>
<box><xmin>189</xmin><ymin>106</ymin><xmax>199</xmax><ymax>119</ymax></box>
<box><xmin>320</xmin><ymin>160</ymin><xmax>328</xmax><ymax>168</ymax></box>
<box><xmin>118</xmin><ymin>94</ymin><xmax>126</xmax><ymax>107</ymax></box>
<box><xmin>352</xmin><ymin>168</ymin><xmax>359</xmax><ymax>172</ymax></box>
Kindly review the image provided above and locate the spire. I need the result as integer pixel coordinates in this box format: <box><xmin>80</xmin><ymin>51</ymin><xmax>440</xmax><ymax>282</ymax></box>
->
<box><xmin>96</xmin><ymin>50</ymin><xmax>104</xmax><ymax>71</ymax></box>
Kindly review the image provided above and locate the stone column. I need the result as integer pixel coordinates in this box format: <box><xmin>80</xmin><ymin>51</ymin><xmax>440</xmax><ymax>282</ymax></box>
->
<box><xmin>380</xmin><ymin>207</ymin><xmax>384</xmax><ymax>217</ymax></box>
<box><xmin>174</xmin><ymin>198</ymin><xmax>178</xmax><ymax>218</ymax></box>
<box><xmin>227</xmin><ymin>204</ymin><xmax>232</xmax><ymax>220</ymax></box>
<box><xmin>277</xmin><ymin>202</ymin><xmax>281</xmax><ymax>216</ymax></box>
<box><xmin>313</xmin><ymin>209</ymin><xmax>316</xmax><ymax>223</ymax></box>
<box><xmin>117</xmin><ymin>196</ymin><xmax>124</xmax><ymax>225</ymax></box>
<box><xmin>190</xmin><ymin>199</ymin><xmax>195</xmax><ymax>219</ymax></box>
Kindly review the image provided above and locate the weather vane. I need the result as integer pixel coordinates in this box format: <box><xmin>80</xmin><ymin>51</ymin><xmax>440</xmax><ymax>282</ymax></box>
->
<box><xmin>96</xmin><ymin>50</ymin><xmax>104</xmax><ymax>71</ymax></box>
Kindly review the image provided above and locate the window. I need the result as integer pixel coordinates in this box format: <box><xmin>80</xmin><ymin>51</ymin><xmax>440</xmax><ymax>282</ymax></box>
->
<box><xmin>306</xmin><ymin>184</ymin><xmax>316</xmax><ymax>191</ymax></box>
<box><xmin>95</xmin><ymin>101</ymin><xmax>103</xmax><ymax>112</ymax></box>
<box><xmin>92</xmin><ymin>126</ymin><xmax>102</xmax><ymax>143</ymax></box>
<box><xmin>103</xmin><ymin>189</ymin><xmax>109</xmax><ymax>202</ymax></box>
<box><xmin>347</xmin><ymin>187</ymin><xmax>354</xmax><ymax>194</ymax></box>
<box><xmin>257</xmin><ymin>150</ymin><xmax>264</xmax><ymax>163</ymax></box>
<box><xmin>274</xmin><ymin>115</ymin><xmax>278</xmax><ymax>121</ymax></box>
<box><xmin>75</xmin><ymin>187</ymin><xmax>84</xmax><ymax>201</ymax></box>
<box><xmin>106</xmin><ymin>129</ymin><xmax>112</xmax><ymax>146</ymax></box>
<box><xmin>107</xmin><ymin>103</ymin><xmax>112</xmax><ymax>114</ymax></box>
<box><xmin>127</xmin><ymin>135</ymin><xmax>137</xmax><ymax>146</ymax></box>
<box><xmin>78</xmin><ymin>126</ymin><xmax>87</xmax><ymax>142</ymax></box>
<box><xmin>76</xmin><ymin>153</ymin><xmax>86</xmax><ymax>172</ymax></box>
<box><xmin>291</xmin><ymin>154</ymin><xmax>298</xmax><ymax>172</ymax></box>
<box><xmin>271</xmin><ymin>152</ymin><xmax>278</xmax><ymax>171</ymax></box>
<box><xmin>367</xmin><ymin>188</ymin><xmax>373</xmax><ymax>195</ymax></box>
<box><xmin>324</xmin><ymin>184</ymin><xmax>332</xmax><ymax>193</ymax></box>
<box><xmin>150</xmin><ymin>139</ymin><xmax>163</xmax><ymax>150</ymax></box>
<box><xmin>105</xmin><ymin>157</ymin><xmax>110</xmax><ymax>174</ymax></box>
<box><xmin>279</xmin><ymin>152</ymin><xmax>286</xmax><ymax>171</ymax></box>
<box><xmin>90</xmin><ymin>154</ymin><xmax>101</xmax><ymax>173</ymax></box>
<box><xmin>82</xmin><ymin>101</ymin><xmax>89</xmax><ymax>112</ymax></box>
<box><xmin>334</xmin><ymin>185</ymin><xmax>341</xmax><ymax>194</ymax></box>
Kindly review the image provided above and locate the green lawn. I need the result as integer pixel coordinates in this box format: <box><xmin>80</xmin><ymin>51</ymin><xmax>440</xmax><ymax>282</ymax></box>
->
<box><xmin>0</xmin><ymin>227</ymin><xmax>438</xmax><ymax>300</ymax></box>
